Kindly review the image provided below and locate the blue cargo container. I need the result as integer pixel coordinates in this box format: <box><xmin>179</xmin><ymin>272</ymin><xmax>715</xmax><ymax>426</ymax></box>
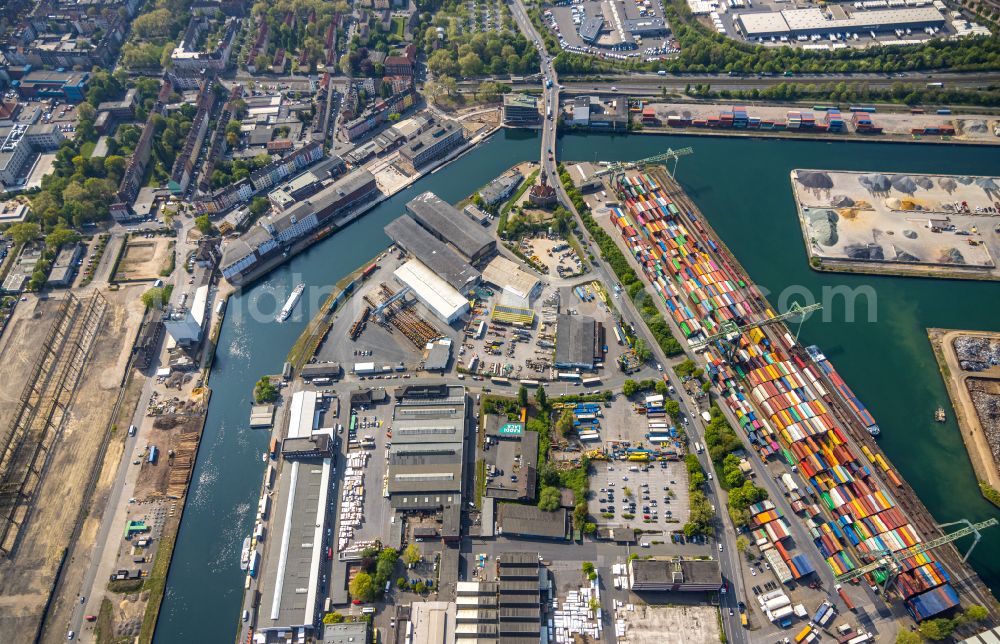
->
<box><xmin>148</xmin><ymin>445</ymin><xmax>158</xmax><ymax>464</ymax></box>
<box><xmin>906</xmin><ymin>585</ymin><xmax>959</xmax><ymax>621</ymax></box>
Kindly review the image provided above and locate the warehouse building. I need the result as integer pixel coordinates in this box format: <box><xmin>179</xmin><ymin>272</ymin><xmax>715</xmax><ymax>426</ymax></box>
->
<box><xmin>384</xmin><ymin>215</ymin><xmax>481</xmax><ymax>293</ymax></box>
<box><xmin>628</xmin><ymin>558</ymin><xmax>722</xmax><ymax>592</ymax></box>
<box><xmin>502</xmin><ymin>94</ymin><xmax>540</xmax><ymax>125</ymax></box>
<box><xmin>481</xmin><ymin>256</ymin><xmax>542</xmax><ymax>302</ymax></box>
<box><xmin>405</xmin><ymin>191</ymin><xmax>496</xmax><ymax>264</ymax></box>
<box><xmin>497</xmin><ymin>503</ymin><xmax>567</xmax><ymax>540</ymax></box>
<box><xmin>386</xmin><ymin>385</ymin><xmax>467</xmax><ymax>515</ymax></box>
<box><xmin>735</xmin><ymin>6</ymin><xmax>946</xmax><ymax>38</ymax></box>
<box><xmin>454</xmin><ymin>556</ymin><xmax>545</xmax><ymax>644</ymax></box>
<box><xmin>394</xmin><ymin>259</ymin><xmax>470</xmax><ymax>324</ymax></box>
<box><xmin>397</xmin><ymin>120</ymin><xmax>465</xmax><ymax>174</ymax></box>
<box><xmin>579</xmin><ymin>16</ymin><xmax>606</xmax><ymax>43</ymax></box>
<box><xmin>479</xmin><ymin>170</ymin><xmax>524</xmax><ymax>206</ymax></box>
<box><xmin>554</xmin><ymin>314</ymin><xmax>599</xmax><ymax>370</ymax></box>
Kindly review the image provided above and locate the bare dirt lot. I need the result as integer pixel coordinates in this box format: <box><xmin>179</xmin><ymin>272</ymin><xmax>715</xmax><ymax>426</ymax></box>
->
<box><xmin>0</xmin><ymin>288</ymin><xmax>145</xmax><ymax>640</ymax></box>
<box><xmin>619</xmin><ymin>604</ymin><xmax>721</xmax><ymax>644</ymax></box>
<box><xmin>117</xmin><ymin>237</ymin><xmax>174</xmax><ymax>282</ymax></box>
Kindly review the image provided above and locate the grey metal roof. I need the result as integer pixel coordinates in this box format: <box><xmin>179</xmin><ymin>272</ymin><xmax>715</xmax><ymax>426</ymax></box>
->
<box><xmin>405</xmin><ymin>191</ymin><xmax>495</xmax><ymax>261</ymax></box>
<box><xmin>554</xmin><ymin>314</ymin><xmax>596</xmax><ymax>368</ymax></box>
<box><xmin>497</xmin><ymin>504</ymin><xmax>567</xmax><ymax>539</ymax></box>
<box><xmin>384</xmin><ymin>215</ymin><xmax>480</xmax><ymax>292</ymax></box>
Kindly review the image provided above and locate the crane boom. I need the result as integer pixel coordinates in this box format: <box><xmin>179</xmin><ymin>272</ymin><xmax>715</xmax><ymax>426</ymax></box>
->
<box><xmin>596</xmin><ymin>147</ymin><xmax>694</xmax><ymax>183</ymax></box>
<box><xmin>689</xmin><ymin>302</ymin><xmax>822</xmax><ymax>353</ymax></box>
<box><xmin>835</xmin><ymin>518</ymin><xmax>998</xmax><ymax>585</ymax></box>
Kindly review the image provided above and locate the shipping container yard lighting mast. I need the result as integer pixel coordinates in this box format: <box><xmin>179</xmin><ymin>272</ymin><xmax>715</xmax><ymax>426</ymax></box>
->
<box><xmin>835</xmin><ymin>518</ymin><xmax>998</xmax><ymax>593</ymax></box>
<box><xmin>689</xmin><ymin>301</ymin><xmax>823</xmax><ymax>356</ymax></box>
<box><xmin>595</xmin><ymin>147</ymin><xmax>694</xmax><ymax>192</ymax></box>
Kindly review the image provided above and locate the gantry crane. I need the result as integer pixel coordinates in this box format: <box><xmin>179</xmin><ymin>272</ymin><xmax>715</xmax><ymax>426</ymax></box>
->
<box><xmin>835</xmin><ymin>518</ymin><xmax>998</xmax><ymax>593</ymax></box>
<box><xmin>688</xmin><ymin>301</ymin><xmax>823</xmax><ymax>355</ymax></box>
<box><xmin>595</xmin><ymin>147</ymin><xmax>694</xmax><ymax>191</ymax></box>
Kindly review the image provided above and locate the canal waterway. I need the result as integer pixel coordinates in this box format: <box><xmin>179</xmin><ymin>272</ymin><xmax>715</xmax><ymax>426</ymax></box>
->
<box><xmin>154</xmin><ymin>130</ymin><xmax>1000</xmax><ymax>643</ymax></box>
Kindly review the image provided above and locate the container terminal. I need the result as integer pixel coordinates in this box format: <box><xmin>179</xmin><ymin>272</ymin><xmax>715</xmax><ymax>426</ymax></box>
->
<box><xmin>600</xmin><ymin>163</ymin><xmax>1000</xmax><ymax>624</ymax></box>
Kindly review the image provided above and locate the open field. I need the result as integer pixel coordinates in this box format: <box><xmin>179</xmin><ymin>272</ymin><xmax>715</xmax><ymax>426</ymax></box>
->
<box><xmin>929</xmin><ymin>328</ymin><xmax>1000</xmax><ymax>496</ymax></box>
<box><xmin>116</xmin><ymin>237</ymin><xmax>174</xmax><ymax>282</ymax></box>
<box><xmin>0</xmin><ymin>288</ymin><xmax>145</xmax><ymax>640</ymax></box>
<box><xmin>792</xmin><ymin>169</ymin><xmax>1000</xmax><ymax>280</ymax></box>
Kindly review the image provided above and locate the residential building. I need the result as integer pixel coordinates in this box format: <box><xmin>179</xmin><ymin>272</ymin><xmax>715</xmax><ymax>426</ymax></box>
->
<box><xmin>396</xmin><ymin>120</ymin><xmax>464</xmax><ymax>174</ymax></box>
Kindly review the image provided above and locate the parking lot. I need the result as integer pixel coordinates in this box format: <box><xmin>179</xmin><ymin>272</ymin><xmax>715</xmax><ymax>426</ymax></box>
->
<box><xmin>544</xmin><ymin>0</ymin><xmax>678</xmax><ymax>62</ymax></box>
<box><xmin>588</xmin><ymin>458</ymin><xmax>690</xmax><ymax>537</ymax></box>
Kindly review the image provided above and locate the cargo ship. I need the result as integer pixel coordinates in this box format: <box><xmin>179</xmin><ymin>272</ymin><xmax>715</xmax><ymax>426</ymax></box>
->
<box><xmin>805</xmin><ymin>346</ymin><xmax>881</xmax><ymax>437</ymax></box>
<box><xmin>240</xmin><ymin>536</ymin><xmax>251</xmax><ymax>570</ymax></box>
<box><xmin>276</xmin><ymin>283</ymin><xmax>305</xmax><ymax>322</ymax></box>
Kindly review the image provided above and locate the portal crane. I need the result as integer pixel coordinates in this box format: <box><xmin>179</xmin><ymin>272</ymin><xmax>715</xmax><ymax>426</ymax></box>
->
<box><xmin>835</xmin><ymin>518</ymin><xmax>998</xmax><ymax>592</ymax></box>
<box><xmin>595</xmin><ymin>147</ymin><xmax>694</xmax><ymax>191</ymax></box>
<box><xmin>688</xmin><ymin>301</ymin><xmax>823</xmax><ymax>355</ymax></box>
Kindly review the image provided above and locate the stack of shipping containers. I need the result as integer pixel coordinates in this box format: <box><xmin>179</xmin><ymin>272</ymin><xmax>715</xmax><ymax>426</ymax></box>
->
<box><xmin>609</xmin><ymin>169</ymin><xmax>960</xmax><ymax>622</ymax></box>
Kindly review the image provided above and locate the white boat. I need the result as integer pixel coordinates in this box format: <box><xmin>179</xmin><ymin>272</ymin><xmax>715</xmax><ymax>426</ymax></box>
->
<box><xmin>240</xmin><ymin>536</ymin><xmax>251</xmax><ymax>570</ymax></box>
<box><xmin>276</xmin><ymin>283</ymin><xmax>305</xmax><ymax>322</ymax></box>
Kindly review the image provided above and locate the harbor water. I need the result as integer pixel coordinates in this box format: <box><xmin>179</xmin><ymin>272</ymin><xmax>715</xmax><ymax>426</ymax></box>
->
<box><xmin>154</xmin><ymin>130</ymin><xmax>1000</xmax><ymax>642</ymax></box>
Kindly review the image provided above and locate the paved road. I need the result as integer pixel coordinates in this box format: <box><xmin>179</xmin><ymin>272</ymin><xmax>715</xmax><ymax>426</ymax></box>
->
<box><xmin>64</xmin><ymin>217</ymin><xmax>203</xmax><ymax>641</ymax></box>
<box><xmin>506</xmin><ymin>2</ymin><xmax>749</xmax><ymax>642</ymax></box>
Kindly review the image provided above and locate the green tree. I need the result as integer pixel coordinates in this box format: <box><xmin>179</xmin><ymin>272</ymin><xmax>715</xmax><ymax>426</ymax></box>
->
<box><xmin>194</xmin><ymin>214</ymin><xmax>214</xmax><ymax>235</ymax></box>
<box><xmin>964</xmin><ymin>604</ymin><xmax>989</xmax><ymax>622</ymax></box>
<box><xmin>254</xmin><ymin>377</ymin><xmax>278</xmax><ymax>403</ymax></box>
<box><xmin>918</xmin><ymin>618</ymin><xmax>955</xmax><ymax>641</ymax></box>
<box><xmin>322</xmin><ymin>611</ymin><xmax>345</xmax><ymax>624</ymax></box>
<box><xmin>349</xmin><ymin>571</ymin><xmax>375</xmax><ymax>602</ymax></box>
<box><xmin>249</xmin><ymin>196</ymin><xmax>270</xmax><ymax>217</ymax></box>
<box><xmin>141</xmin><ymin>287</ymin><xmax>167</xmax><ymax>310</ymax></box>
<box><xmin>654</xmin><ymin>379</ymin><xmax>668</xmax><ymax>396</ymax></box>
<box><xmin>517</xmin><ymin>384</ymin><xmax>528</xmax><ymax>408</ymax></box>
<box><xmin>534</xmin><ymin>385</ymin><xmax>548</xmax><ymax>409</ymax></box>
<box><xmin>538</xmin><ymin>486</ymin><xmax>562</xmax><ymax>511</ymax></box>
<box><xmin>402</xmin><ymin>543</ymin><xmax>421</xmax><ymax>566</ymax></box>
<box><xmin>633</xmin><ymin>338</ymin><xmax>652</xmax><ymax>362</ymax></box>
<box><xmin>735</xmin><ymin>535</ymin><xmax>750</xmax><ymax>554</ymax></box>
<box><xmin>7</xmin><ymin>222</ymin><xmax>41</xmax><ymax>246</ymax></box>
<box><xmin>44</xmin><ymin>226</ymin><xmax>80</xmax><ymax>250</ymax></box>
<box><xmin>414</xmin><ymin>581</ymin><xmax>427</xmax><ymax>594</ymax></box>
<box><xmin>622</xmin><ymin>379</ymin><xmax>638</xmax><ymax>397</ymax></box>
<box><xmin>664</xmin><ymin>400</ymin><xmax>681</xmax><ymax>421</ymax></box>
<box><xmin>895</xmin><ymin>632</ymin><xmax>922</xmax><ymax>644</ymax></box>
<box><xmin>583</xmin><ymin>522</ymin><xmax>596</xmax><ymax>534</ymax></box>
<box><xmin>397</xmin><ymin>577</ymin><xmax>408</xmax><ymax>589</ymax></box>
<box><xmin>556</xmin><ymin>410</ymin><xmax>575</xmax><ymax>438</ymax></box>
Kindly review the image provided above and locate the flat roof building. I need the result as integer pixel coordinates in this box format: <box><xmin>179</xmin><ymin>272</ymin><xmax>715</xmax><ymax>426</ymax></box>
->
<box><xmin>387</xmin><ymin>385</ymin><xmax>467</xmax><ymax>510</ymax></box>
<box><xmin>322</xmin><ymin>622</ymin><xmax>370</xmax><ymax>644</ymax></box>
<box><xmin>628</xmin><ymin>558</ymin><xmax>723</xmax><ymax>592</ymax></box>
<box><xmin>735</xmin><ymin>6</ymin><xmax>946</xmax><ymax>38</ymax></box>
<box><xmin>502</xmin><ymin>94</ymin><xmax>540</xmax><ymax>125</ymax></box>
<box><xmin>410</xmin><ymin>601</ymin><xmax>457</xmax><ymax>644</ymax></box>
<box><xmin>255</xmin><ymin>457</ymin><xmax>333</xmax><ymax>633</ymax></box>
<box><xmin>394</xmin><ymin>259</ymin><xmax>469</xmax><ymax>324</ymax></box>
<box><xmin>397</xmin><ymin>120</ymin><xmax>464</xmax><ymax>174</ymax></box>
<box><xmin>554</xmin><ymin>314</ymin><xmax>598</xmax><ymax>370</ymax></box>
<box><xmin>579</xmin><ymin>16</ymin><xmax>606</xmax><ymax>43</ymax></box>
<box><xmin>384</xmin><ymin>215</ymin><xmax>481</xmax><ymax>294</ymax></box>
<box><xmin>497</xmin><ymin>503</ymin><xmax>567</xmax><ymax>540</ymax></box>
<box><xmin>481</xmin><ymin>256</ymin><xmax>542</xmax><ymax>302</ymax></box>
<box><xmin>405</xmin><ymin>191</ymin><xmax>496</xmax><ymax>264</ymax></box>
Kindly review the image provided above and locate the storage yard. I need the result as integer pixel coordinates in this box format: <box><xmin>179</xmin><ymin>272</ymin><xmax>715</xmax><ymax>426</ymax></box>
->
<box><xmin>929</xmin><ymin>329</ymin><xmax>1000</xmax><ymax>495</ymax></box>
<box><xmin>637</xmin><ymin>101</ymin><xmax>1000</xmax><ymax>142</ymax></box>
<box><xmin>591</xmin><ymin>162</ymin><xmax>998</xmax><ymax>626</ymax></box>
<box><xmin>791</xmin><ymin>169</ymin><xmax>1000</xmax><ymax>280</ymax></box>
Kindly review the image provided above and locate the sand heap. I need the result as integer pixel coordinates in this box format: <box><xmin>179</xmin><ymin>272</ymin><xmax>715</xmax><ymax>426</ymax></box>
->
<box><xmin>797</xmin><ymin>171</ymin><xmax>834</xmax><ymax>190</ymax></box>
<box><xmin>807</xmin><ymin>209</ymin><xmax>839</xmax><ymax>246</ymax></box>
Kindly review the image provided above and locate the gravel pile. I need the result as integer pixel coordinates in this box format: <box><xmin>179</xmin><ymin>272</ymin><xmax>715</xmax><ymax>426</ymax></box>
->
<box><xmin>845</xmin><ymin>243</ymin><xmax>884</xmax><ymax>260</ymax></box>
<box><xmin>895</xmin><ymin>250</ymin><xmax>921</xmax><ymax>262</ymax></box>
<box><xmin>808</xmin><ymin>209</ymin><xmax>839</xmax><ymax>246</ymax></box>
<box><xmin>915</xmin><ymin>176</ymin><xmax>934</xmax><ymax>189</ymax></box>
<box><xmin>954</xmin><ymin>335</ymin><xmax>1000</xmax><ymax>372</ymax></box>
<box><xmin>938</xmin><ymin>177</ymin><xmax>958</xmax><ymax>193</ymax></box>
<box><xmin>797</xmin><ymin>171</ymin><xmax>834</xmax><ymax>190</ymax></box>
<box><xmin>830</xmin><ymin>194</ymin><xmax>855</xmax><ymax>207</ymax></box>
<box><xmin>938</xmin><ymin>247</ymin><xmax>966</xmax><ymax>264</ymax></box>
<box><xmin>890</xmin><ymin>174</ymin><xmax>918</xmax><ymax>194</ymax></box>
<box><xmin>965</xmin><ymin>120</ymin><xmax>989</xmax><ymax>134</ymax></box>
<box><xmin>859</xmin><ymin>173</ymin><xmax>891</xmax><ymax>192</ymax></box>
